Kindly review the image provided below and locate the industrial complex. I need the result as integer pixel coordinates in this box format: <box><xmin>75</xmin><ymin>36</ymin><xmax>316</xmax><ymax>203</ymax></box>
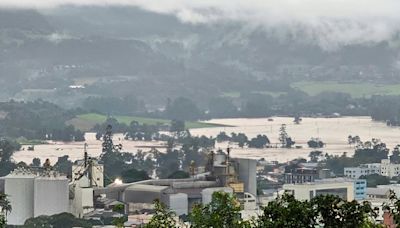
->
<box><xmin>0</xmin><ymin>146</ymin><xmax>258</xmax><ymax>226</ymax></box>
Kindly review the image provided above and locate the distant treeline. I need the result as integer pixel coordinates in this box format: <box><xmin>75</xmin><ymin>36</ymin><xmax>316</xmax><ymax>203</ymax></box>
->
<box><xmin>2</xmin><ymin>92</ymin><xmax>400</xmax><ymax>142</ymax></box>
<box><xmin>0</xmin><ymin>100</ymin><xmax>84</xmax><ymax>141</ymax></box>
<box><xmin>83</xmin><ymin>93</ymin><xmax>400</xmax><ymax>125</ymax></box>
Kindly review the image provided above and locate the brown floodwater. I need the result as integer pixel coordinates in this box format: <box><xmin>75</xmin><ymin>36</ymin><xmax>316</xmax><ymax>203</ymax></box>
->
<box><xmin>12</xmin><ymin>116</ymin><xmax>400</xmax><ymax>164</ymax></box>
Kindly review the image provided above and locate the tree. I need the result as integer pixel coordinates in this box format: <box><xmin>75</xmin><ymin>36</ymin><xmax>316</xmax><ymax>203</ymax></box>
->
<box><xmin>121</xmin><ymin>168</ymin><xmax>150</xmax><ymax>183</ymax></box>
<box><xmin>293</xmin><ymin>116</ymin><xmax>302</xmax><ymax>124</ymax></box>
<box><xmin>155</xmin><ymin>149</ymin><xmax>181</xmax><ymax>179</ymax></box>
<box><xmin>165</xmin><ymin>97</ymin><xmax>202</xmax><ymax>121</ymax></box>
<box><xmin>353</xmin><ymin>141</ymin><xmax>388</xmax><ymax>164</ymax></box>
<box><xmin>307</xmin><ymin>138</ymin><xmax>324</xmax><ymax>148</ymax></box>
<box><xmin>390</xmin><ymin>145</ymin><xmax>400</xmax><ymax>164</ymax></box>
<box><xmin>31</xmin><ymin>157</ymin><xmax>41</xmax><ymax>167</ymax></box>
<box><xmin>112</xmin><ymin>216</ymin><xmax>127</xmax><ymax>228</ymax></box>
<box><xmin>24</xmin><ymin>213</ymin><xmax>92</xmax><ymax>228</ymax></box>
<box><xmin>312</xmin><ymin>195</ymin><xmax>377</xmax><ymax>228</ymax></box>
<box><xmin>360</xmin><ymin>174</ymin><xmax>390</xmax><ymax>187</ymax></box>
<box><xmin>189</xmin><ymin>192</ymin><xmax>247</xmax><ymax>228</ymax></box>
<box><xmin>170</xmin><ymin>120</ymin><xmax>185</xmax><ymax>134</ymax></box>
<box><xmin>0</xmin><ymin>139</ymin><xmax>20</xmax><ymax>176</ymax></box>
<box><xmin>0</xmin><ymin>138</ymin><xmax>21</xmax><ymax>163</ymax></box>
<box><xmin>145</xmin><ymin>199</ymin><xmax>176</xmax><ymax>228</ymax></box>
<box><xmin>54</xmin><ymin>155</ymin><xmax>73</xmax><ymax>177</ymax></box>
<box><xmin>168</xmin><ymin>170</ymin><xmax>190</xmax><ymax>179</ymax></box>
<box><xmin>259</xmin><ymin>194</ymin><xmax>378</xmax><ymax>228</ymax></box>
<box><xmin>95</xmin><ymin>132</ymin><xmax>102</xmax><ymax>140</ymax></box>
<box><xmin>216</xmin><ymin>132</ymin><xmax>231</xmax><ymax>142</ymax></box>
<box><xmin>0</xmin><ymin>193</ymin><xmax>11</xmax><ymax>227</ymax></box>
<box><xmin>309</xmin><ymin>151</ymin><xmax>323</xmax><ymax>163</ymax></box>
<box><xmin>231</xmin><ymin>133</ymin><xmax>248</xmax><ymax>148</ymax></box>
<box><xmin>248</xmin><ymin>135</ymin><xmax>270</xmax><ymax>148</ymax></box>
<box><xmin>278</xmin><ymin>124</ymin><xmax>295</xmax><ymax>148</ymax></box>
<box><xmin>101</xmin><ymin>124</ymin><xmax>122</xmax><ymax>155</ymax></box>
<box><xmin>258</xmin><ymin>194</ymin><xmax>316</xmax><ymax>228</ymax></box>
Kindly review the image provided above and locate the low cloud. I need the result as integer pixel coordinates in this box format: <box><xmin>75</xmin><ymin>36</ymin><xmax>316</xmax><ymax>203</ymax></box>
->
<box><xmin>2</xmin><ymin>0</ymin><xmax>400</xmax><ymax>50</ymax></box>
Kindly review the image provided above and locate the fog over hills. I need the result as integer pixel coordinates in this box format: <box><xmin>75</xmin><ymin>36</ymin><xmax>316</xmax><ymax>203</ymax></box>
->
<box><xmin>0</xmin><ymin>3</ymin><xmax>399</xmax><ymax>108</ymax></box>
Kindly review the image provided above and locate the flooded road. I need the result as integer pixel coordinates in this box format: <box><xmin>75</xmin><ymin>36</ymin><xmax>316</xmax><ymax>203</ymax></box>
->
<box><xmin>13</xmin><ymin>116</ymin><xmax>400</xmax><ymax>164</ymax></box>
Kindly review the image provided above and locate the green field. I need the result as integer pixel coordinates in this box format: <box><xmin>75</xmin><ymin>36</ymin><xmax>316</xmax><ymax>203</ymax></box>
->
<box><xmin>292</xmin><ymin>81</ymin><xmax>400</xmax><ymax>98</ymax></box>
<box><xmin>16</xmin><ymin>138</ymin><xmax>47</xmax><ymax>145</ymax></box>
<box><xmin>68</xmin><ymin>113</ymin><xmax>225</xmax><ymax>131</ymax></box>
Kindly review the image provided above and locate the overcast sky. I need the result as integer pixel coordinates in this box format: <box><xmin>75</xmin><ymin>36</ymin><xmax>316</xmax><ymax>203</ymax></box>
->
<box><xmin>2</xmin><ymin>0</ymin><xmax>400</xmax><ymax>50</ymax></box>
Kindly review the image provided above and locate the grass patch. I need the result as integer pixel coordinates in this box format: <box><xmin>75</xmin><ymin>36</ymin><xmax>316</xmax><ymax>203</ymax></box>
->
<box><xmin>69</xmin><ymin>113</ymin><xmax>226</xmax><ymax>131</ymax></box>
<box><xmin>16</xmin><ymin>137</ymin><xmax>47</xmax><ymax>145</ymax></box>
<box><xmin>292</xmin><ymin>81</ymin><xmax>400</xmax><ymax>98</ymax></box>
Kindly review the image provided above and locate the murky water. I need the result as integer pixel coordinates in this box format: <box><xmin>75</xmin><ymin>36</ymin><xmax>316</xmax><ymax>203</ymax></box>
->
<box><xmin>13</xmin><ymin>116</ymin><xmax>400</xmax><ymax>164</ymax></box>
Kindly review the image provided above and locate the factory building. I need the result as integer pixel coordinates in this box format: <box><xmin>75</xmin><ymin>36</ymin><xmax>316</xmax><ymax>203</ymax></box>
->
<box><xmin>72</xmin><ymin>159</ymin><xmax>104</xmax><ymax>187</ymax></box>
<box><xmin>96</xmin><ymin>149</ymin><xmax>258</xmax><ymax>216</ymax></box>
<box><xmin>70</xmin><ymin>145</ymin><xmax>105</xmax><ymax>218</ymax></box>
<box><xmin>3</xmin><ymin>168</ymin><xmax>69</xmax><ymax>225</ymax></box>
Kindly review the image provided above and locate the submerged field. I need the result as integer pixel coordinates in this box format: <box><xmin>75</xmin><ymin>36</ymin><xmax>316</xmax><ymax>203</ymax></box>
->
<box><xmin>14</xmin><ymin>116</ymin><xmax>400</xmax><ymax>164</ymax></box>
<box><xmin>292</xmin><ymin>81</ymin><xmax>400</xmax><ymax>98</ymax></box>
<box><xmin>68</xmin><ymin>113</ymin><xmax>225</xmax><ymax>131</ymax></box>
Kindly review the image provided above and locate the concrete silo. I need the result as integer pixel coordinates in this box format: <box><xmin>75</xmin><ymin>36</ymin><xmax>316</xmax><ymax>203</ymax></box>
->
<box><xmin>236</xmin><ymin>158</ymin><xmax>257</xmax><ymax>197</ymax></box>
<box><xmin>34</xmin><ymin>173</ymin><xmax>69</xmax><ymax>217</ymax></box>
<box><xmin>5</xmin><ymin>168</ymin><xmax>36</xmax><ymax>225</ymax></box>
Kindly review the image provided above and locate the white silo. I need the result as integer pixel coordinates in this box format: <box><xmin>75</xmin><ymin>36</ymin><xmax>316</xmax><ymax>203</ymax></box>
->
<box><xmin>5</xmin><ymin>168</ymin><xmax>36</xmax><ymax>225</ymax></box>
<box><xmin>34</xmin><ymin>173</ymin><xmax>69</xmax><ymax>217</ymax></box>
<box><xmin>236</xmin><ymin>158</ymin><xmax>257</xmax><ymax>196</ymax></box>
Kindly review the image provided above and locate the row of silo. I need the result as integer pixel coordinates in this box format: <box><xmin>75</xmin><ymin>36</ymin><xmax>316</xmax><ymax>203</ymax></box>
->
<box><xmin>4</xmin><ymin>168</ymin><xmax>69</xmax><ymax>226</ymax></box>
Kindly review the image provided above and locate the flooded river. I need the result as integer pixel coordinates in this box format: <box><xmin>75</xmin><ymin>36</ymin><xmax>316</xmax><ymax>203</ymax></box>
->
<box><xmin>13</xmin><ymin>116</ymin><xmax>400</xmax><ymax>164</ymax></box>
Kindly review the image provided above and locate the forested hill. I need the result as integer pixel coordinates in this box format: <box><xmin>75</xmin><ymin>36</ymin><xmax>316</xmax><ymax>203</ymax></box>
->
<box><xmin>0</xmin><ymin>6</ymin><xmax>399</xmax><ymax>111</ymax></box>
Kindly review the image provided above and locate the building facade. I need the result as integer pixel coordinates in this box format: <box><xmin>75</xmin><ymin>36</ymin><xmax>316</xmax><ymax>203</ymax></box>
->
<box><xmin>283</xmin><ymin>178</ymin><xmax>355</xmax><ymax>201</ymax></box>
<box><xmin>344</xmin><ymin>163</ymin><xmax>381</xmax><ymax>179</ymax></box>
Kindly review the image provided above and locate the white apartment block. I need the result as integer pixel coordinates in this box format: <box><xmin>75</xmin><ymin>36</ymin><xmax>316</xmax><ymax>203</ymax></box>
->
<box><xmin>344</xmin><ymin>163</ymin><xmax>380</xmax><ymax>179</ymax></box>
<box><xmin>283</xmin><ymin>178</ymin><xmax>355</xmax><ymax>201</ymax></box>
<box><xmin>380</xmin><ymin>159</ymin><xmax>400</xmax><ymax>178</ymax></box>
<box><xmin>344</xmin><ymin>159</ymin><xmax>400</xmax><ymax>179</ymax></box>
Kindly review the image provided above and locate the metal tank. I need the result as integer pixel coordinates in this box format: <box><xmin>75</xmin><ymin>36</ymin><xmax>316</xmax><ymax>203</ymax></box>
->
<box><xmin>34</xmin><ymin>173</ymin><xmax>69</xmax><ymax>217</ymax></box>
<box><xmin>214</xmin><ymin>151</ymin><xmax>227</xmax><ymax>166</ymax></box>
<box><xmin>5</xmin><ymin>168</ymin><xmax>36</xmax><ymax>225</ymax></box>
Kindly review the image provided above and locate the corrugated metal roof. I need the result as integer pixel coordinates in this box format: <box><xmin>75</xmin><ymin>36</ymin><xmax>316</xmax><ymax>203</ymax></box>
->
<box><xmin>366</xmin><ymin>187</ymin><xmax>390</xmax><ymax>196</ymax></box>
<box><xmin>125</xmin><ymin>184</ymin><xmax>169</xmax><ymax>193</ymax></box>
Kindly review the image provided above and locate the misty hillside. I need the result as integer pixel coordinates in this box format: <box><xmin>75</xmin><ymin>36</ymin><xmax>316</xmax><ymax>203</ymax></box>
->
<box><xmin>0</xmin><ymin>6</ymin><xmax>399</xmax><ymax>108</ymax></box>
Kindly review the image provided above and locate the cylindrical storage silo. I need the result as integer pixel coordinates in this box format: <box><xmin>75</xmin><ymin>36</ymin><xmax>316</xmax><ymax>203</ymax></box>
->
<box><xmin>214</xmin><ymin>152</ymin><xmax>227</xmax><ymax>166</ymax></box>
<box><xmin>34</xmin><ymin>175</ymin><xmax>69</xmax><ymax>217</ymax></box>
<box><xmin>5</xmin><ymin>171</ymin><xmax>35</xmax><ymax>225</ymax></box>
<box><xmin>236</xmin><ymin>158</ymin><xmax>257</xmax><ymax>196</ymax></box>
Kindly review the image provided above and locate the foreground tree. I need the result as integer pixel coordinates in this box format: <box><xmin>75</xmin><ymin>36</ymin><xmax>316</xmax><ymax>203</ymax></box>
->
<box><xmin>0</xmin><ymin>194</ymin><xmax>11</xmax><ymax>227</ymax></box>
<box><xmin>257</xmin><ymin>194</ymin><xmax>316</xmax><ymax>228</ymax></box>
<box><xmin>259</xmin><ymin>194</ymin><xmax>378</xmax><ymax>228</ymax></box>
<box><xmin>24</xmin><ymin>213</ymin><xmax>91</xmax><ymax>228</ymax></box>
<box><xmin>189</xmin><ymin>192</ymin><xmax>249</xmax><ymax>228</ymax></box>
<box><xmin>145</xmin><ymin>199</ymin><xmax>177</xmax><ymax>228</ymax></box>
